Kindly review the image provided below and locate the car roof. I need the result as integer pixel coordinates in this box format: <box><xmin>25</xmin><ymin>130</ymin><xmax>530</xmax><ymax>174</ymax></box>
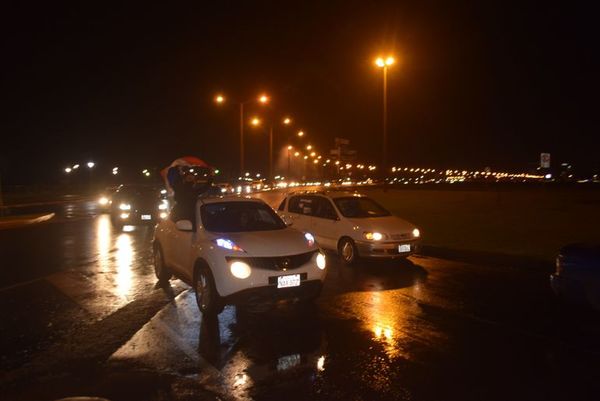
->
<box><xmin>286</xmin><ymin>190</ymin><xmax>365</xmax><ymax>199</ymax></box>
<box><xmin>198</xmin><ymin>195</ymin><xmax>266</xmax><ymax>205</ymax></box>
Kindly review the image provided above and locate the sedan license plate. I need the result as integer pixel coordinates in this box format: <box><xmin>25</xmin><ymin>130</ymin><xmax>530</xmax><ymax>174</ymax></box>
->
<box><xmin>277</xmin><ymin>274</ymin><xmax>301</xmax><ymax>288</ymax></box>
<box><xmin>398</xmin><ymin>244</ymin><xmax>411</xmax><ymax>253</ymax></box>
<box><xmin>141</xmin><ymin>214</ymin><xmax>152</xmax><ymax>220</ymax></box>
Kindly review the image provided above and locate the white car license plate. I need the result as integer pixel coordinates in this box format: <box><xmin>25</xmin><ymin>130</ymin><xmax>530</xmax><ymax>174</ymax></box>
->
<box><xmin>277</xmin><ymin>274</ymin><xmax>301</xmax><ymax>288</ymax></box>
<box><xmin>141</xmin><ymin>214</ymin><xmax>152</xmax><ymax>220</ymax></box>
<box><xmin>398</xmin><ymin>244</ymin><xmax>411</xmax><ymax>253</ymax></box>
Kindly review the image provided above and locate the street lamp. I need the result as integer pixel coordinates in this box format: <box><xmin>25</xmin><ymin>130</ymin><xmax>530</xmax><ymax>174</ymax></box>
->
<box><xmin>375</xmin><ymin>55</ymin><xmax>395</xmax><ymax>174</ymax></box>
<box><xmin>214</xmin><ymin>92</ymin><xmax>269</xmax><ymax>175</ymax></box>
<box><xmin>297</xmin><ymin>130</ymin><xmax>304</xmax><ymax>137</ymax></box>
<box><xmin>283</xmin><ymin>117</ymin><xmax>292</xmax><ymax>125</ymax></box>
<box><xmin>87</xmin><ymin>161</ymin><xmax>95</xmax><ymax>169</ymax></box>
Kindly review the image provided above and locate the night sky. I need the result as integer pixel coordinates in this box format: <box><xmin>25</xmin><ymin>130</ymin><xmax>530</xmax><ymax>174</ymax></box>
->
<box><xmin>1</xmin><ymin>1</ymin><xmax>598</xmax><ymax>184</ymax></box>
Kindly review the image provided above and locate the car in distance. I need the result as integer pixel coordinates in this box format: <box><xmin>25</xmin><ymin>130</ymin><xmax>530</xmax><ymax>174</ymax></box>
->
<box><xmin>153</xmin><ymin>196</ymin><xmax>327</xmax><ymax>315</ymax></box>
<box><xmin>277</xmin><ymin>191</ymin><xmax>421</xmax><ymax>264</ymax></box>
<box><xmin>109</xmin><ymin>184</ymin><xmax>169</xmax><ymax>229</ymax></box>
<box><xmin>551</xmin><ymin>243</ymin><xmax>600</xmax><ymax>310</ymax></box>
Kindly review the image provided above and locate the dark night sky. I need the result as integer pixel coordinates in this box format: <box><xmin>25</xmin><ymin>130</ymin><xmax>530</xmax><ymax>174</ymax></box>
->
<box><xmin>1</xmin><ymin>1</ymin><xmax>598</xmax><ymax>184</ymax></box>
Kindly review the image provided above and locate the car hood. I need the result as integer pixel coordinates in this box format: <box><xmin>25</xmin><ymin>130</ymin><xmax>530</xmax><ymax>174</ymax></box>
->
<box><xmin>214</xmin><ymin>228</ymin><xmax>317</xmax><ymax>257</ymax></box>
<box><xmin>347</xmin><ymin>215</ymin><xmax>416</xmax><ymax>236</ymax></box>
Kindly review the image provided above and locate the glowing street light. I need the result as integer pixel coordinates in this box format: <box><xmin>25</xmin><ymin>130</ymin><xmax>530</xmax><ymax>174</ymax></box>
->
<box><xmin>294</xmin><ymin>152</ymin><xmax>300</xmax><ymax>157</ymax></box>
<box><xmin>287</xmin><ymin>145</ymin><xmax>293</xmax><ymax>150</ymax></box>
<box><xmin>306</xmin><ymin>144</ymin><xmax>312</xmax><ymax>150</ymax></box>
<box><xmin>213</xmin><ymin>92</ymin><xmax>270</xmax><ymax>175</ymax></box>
<box><xmin>374</xmin><ymin>53</ymin><xmax>396</xmax><ymax>173</ymax></box>
<box><xmin>297</xmin><ymin>130</ymin><xmax>304</xmax><ymax>137</ymax></box>
<box><xmin>250</xmin><ymin>117</ymin><xmax>261</xmax><ymax>126</ymax></box>
<box><xmin>64</xmin><ymin>167</ymin><xmax>72</xmax><ymax>173</ymax></box>
<box><xmin>87</xmin><ymin>161</ymin><xmax>95</xmax><ymax>169</ymax></box>
<box><xmin>283</xmin><ymin>117</ymin><xmax>292</xmax><ymax>125</ymax></box>
<box><xmin>72</xmin><ymin>164</ymin><xmax>80</xmax><ymax>170</ymax></box>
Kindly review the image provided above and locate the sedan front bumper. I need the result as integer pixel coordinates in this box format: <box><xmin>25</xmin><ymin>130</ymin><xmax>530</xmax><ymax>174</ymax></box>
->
<box><xmin>355</xmin><ymin>240</ymin><xmax>419</xmax><ymax>258</ymax></box>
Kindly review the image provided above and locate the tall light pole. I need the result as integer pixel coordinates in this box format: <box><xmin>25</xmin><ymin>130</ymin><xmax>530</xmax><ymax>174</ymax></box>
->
<box><xmin>214</xmin><ymin>93</ymin><xmax>269</xmax><ymax>175</ymax></box>
<box><xmin>375</xmin><ymin>56</ymin><xmax>395</xmax><ymax>174</ymax></box>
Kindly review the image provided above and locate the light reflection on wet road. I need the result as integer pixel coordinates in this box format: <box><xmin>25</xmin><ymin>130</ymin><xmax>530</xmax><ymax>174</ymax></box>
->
<box><xmin>1</xmin><ymin>199</ymin><xmax>600</xmax><ymax>401</ymax></box>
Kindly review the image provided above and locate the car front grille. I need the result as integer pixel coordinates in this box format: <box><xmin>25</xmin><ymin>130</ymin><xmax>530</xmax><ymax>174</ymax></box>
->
<box><xmin>226</xmin><ymin>251</ymin><xmax>317</xmax><ymax>271</ymax></box>
<box><xmin>390</xmin><ymin>233</ymin><xmax>412</xmax><ymax>240</ymax></box>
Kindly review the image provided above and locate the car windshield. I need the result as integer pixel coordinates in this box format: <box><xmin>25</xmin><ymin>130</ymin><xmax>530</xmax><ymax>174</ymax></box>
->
<box><xmin>117</xmin><ymin>186</ymin><xmax>158</xmax><ymax>198</ymax></box>
<box><xmin>201</xmin><ymin>201</ymin><xmax>286</xmax><ymax>232</ymax></box>
<box><xmin>333</xmin><ymin>197</ymin><xmax>391</xmax><ymax>218</ymax></box>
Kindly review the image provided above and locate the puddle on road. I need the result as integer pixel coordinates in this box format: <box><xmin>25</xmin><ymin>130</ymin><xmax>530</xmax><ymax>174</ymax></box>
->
<box><xmin>46</xmin><ymin>214</ymin><xmax>164</xmax><ymax>319</ymax></box>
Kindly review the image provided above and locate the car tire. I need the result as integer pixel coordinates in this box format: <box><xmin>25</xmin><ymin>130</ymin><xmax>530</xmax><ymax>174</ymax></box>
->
<box><xmin>153</xmin><ymin>244</ymin><xmax>172</xmax><ymax>283</ymax></box>
<box><xmin>338</xmin><ymin>237</ymin><xmax>359</xmax><ymax>265</ymax></box>
<box><xmin>194</xmin><ymin>264</ymin><xmax>223</xmax><ymax>315</ymax></box>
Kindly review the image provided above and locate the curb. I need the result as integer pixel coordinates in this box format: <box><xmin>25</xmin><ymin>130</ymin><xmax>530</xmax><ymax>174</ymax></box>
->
<box><xmin>417</xmin><ymin>244</ymin><xmax>554</xmax><ymax>271</ymax></box>
<box><xmin>0</xmin><ymin>213</ymin><xmax>56</xmax><ymax>230</ymax></box>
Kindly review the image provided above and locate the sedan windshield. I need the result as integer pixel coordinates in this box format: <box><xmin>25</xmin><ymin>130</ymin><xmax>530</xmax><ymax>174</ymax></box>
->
<box><xmin>333</xmin><ymin>197</ymin><xmax>391</xmax><ymax>218</ymax></box>
<box><xmin>201</xmin><ymin>201</ymin><xmax>286</xmax><ymax>232</ymax></box>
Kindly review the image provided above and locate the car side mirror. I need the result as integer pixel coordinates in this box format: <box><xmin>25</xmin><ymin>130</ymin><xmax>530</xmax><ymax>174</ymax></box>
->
<box><xmin>175</xmin><ymin>220</ymin><xmax>194</xmax><ymax>231</ymax></box>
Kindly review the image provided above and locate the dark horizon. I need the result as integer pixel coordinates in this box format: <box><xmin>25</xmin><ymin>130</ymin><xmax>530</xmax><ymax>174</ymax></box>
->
<box><xmin>1</xmin><ymin>1</ymin><xmax>598</xmax><ymax>184</ymax></box>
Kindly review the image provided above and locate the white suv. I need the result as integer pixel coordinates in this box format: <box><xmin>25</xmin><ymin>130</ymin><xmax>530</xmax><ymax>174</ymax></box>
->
<box><xmin>153</xmin><ymin>196</ymin><xmax>326</xmax><ymax>314</ymax></box>
<box><xmin>277</xmin><ymin>191</ymin><xmax>420</xmax><ymax>264</ymax></box>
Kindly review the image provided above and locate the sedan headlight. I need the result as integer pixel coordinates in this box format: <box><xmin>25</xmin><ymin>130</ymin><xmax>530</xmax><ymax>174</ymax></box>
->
<box><xmin>364</xmin><ymin>232</ymin><xmax>385</xmax><ymax>241</ymax></box>
<box><xmin>412</xmin><ymin>228</ymin><xmax>420</xmax><ymax>238</ymax></box>
<box><xmin>119</xmin><ymin>203</ymin><xmax>131</xmax><ymax>211</ymax></box>
<box><xmin>230</xmin><ymin>261</ymin><xmax>251</xmax><ymax>279</ymax></box>
<box><xmin>316</xmin><ymin>253</ymin><xmax>326</xmax><ymax>270</ymax></box>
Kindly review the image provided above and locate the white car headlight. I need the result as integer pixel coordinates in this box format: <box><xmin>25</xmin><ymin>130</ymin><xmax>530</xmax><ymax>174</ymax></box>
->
<box><xmin>120</xmin><ymin>212</ymin><xmax>130</xmax><ymax>219</ymax></box>
<box><xmin>364</xmin><ymin>232</ymin><xmax>385</xmax><ymax>241</ymax></box>
<box><xmin>230</xmin><ymin>261</ymin><xmax>251</xmax><ymax>279</ymax></box>
<box><xmin>412</xmin><ymin>228</ymin><xmax>420</xmax><ymax>238</ymax></box>
<box><xmin>119</xmin><ymin>203</ymin><xmax>131</xmax><ymax>211</ymax></box>
<box><xmin>316</xmin><ymin>253</ymin><xmax>326</xmax><ymax>270</ymax></box>
<box><xmin>304</xmin><ymin>232</ymin><xmax>315</xmax><ymax>246</ymax></box>
<box><xmin>158</xmin><ymin>201</ymin><xmax>169</xmax><ymax>210</ymax></box>
<box><xmin>98</xmin><ymin>196</ymin><xmax>109</xmax><ymax>206</ymax></box>
<box><xmin>214</xmin><ymin>238</ymin><xmax>245</xmax><ymax>252</ymax></box>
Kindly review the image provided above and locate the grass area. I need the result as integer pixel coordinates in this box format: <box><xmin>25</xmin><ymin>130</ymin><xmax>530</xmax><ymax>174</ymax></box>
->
<box><xmin>364</xmin><ymin>187</ymin><xmax>600</xmax><ymax>262</ymax></box>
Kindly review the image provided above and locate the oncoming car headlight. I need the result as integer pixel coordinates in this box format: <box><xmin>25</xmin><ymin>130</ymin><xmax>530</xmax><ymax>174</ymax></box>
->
<box><xmin>98</xmin><ymin>196</ymin><xmax>109</xmax><ymax>206</ymax></box>
<box><xmin>119</xmin><ymin>203</ymin><xmax>131</xmax><ymax>211</ymax></box>
<box><xmin>364</xmin><ymin>232</ymin><xmax>385</xmax><ymax>241</ymax></box>
<box><xmin>230</xmin><ymin>261</ymin><xmax>251</xmax><ymax>279</ymax></box>
<box><xmin>412</xmin><ymin>228</ymin><xmax>420</xmax><ymax>238</ymax></box>
<box><xmin>316</xmin><ymin>253</ymin><xmax>326</xmax><ymax>270</ymax></box>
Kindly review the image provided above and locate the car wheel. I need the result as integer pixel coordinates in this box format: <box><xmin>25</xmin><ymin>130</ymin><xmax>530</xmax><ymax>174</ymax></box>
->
<box><xmin>194</xmin><ymin>265</ymin><xmax>223</xmax><ymax>315</ymax></box>
<box><xmin>153</xmin><ymin>244</ymin><xmax>172</xmax><ymax>283</ymax></box>
<box><xmin>338</xmin><ymin>237</ymin><xmax>359</xmax><ymax>265</ymax></box>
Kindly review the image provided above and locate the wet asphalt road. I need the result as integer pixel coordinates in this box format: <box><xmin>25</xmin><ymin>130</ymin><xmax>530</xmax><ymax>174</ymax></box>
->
<box><xmin>1</xmin><ymin>199</ymin><xmax>599</xmax><ymax>401</ymax></box>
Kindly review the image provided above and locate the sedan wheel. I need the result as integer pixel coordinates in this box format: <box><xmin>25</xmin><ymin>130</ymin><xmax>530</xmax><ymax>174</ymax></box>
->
<box><xmin>339</xmin><ymin>238</ymin><xmax>359</xmax><ymax>265</ymax></box>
